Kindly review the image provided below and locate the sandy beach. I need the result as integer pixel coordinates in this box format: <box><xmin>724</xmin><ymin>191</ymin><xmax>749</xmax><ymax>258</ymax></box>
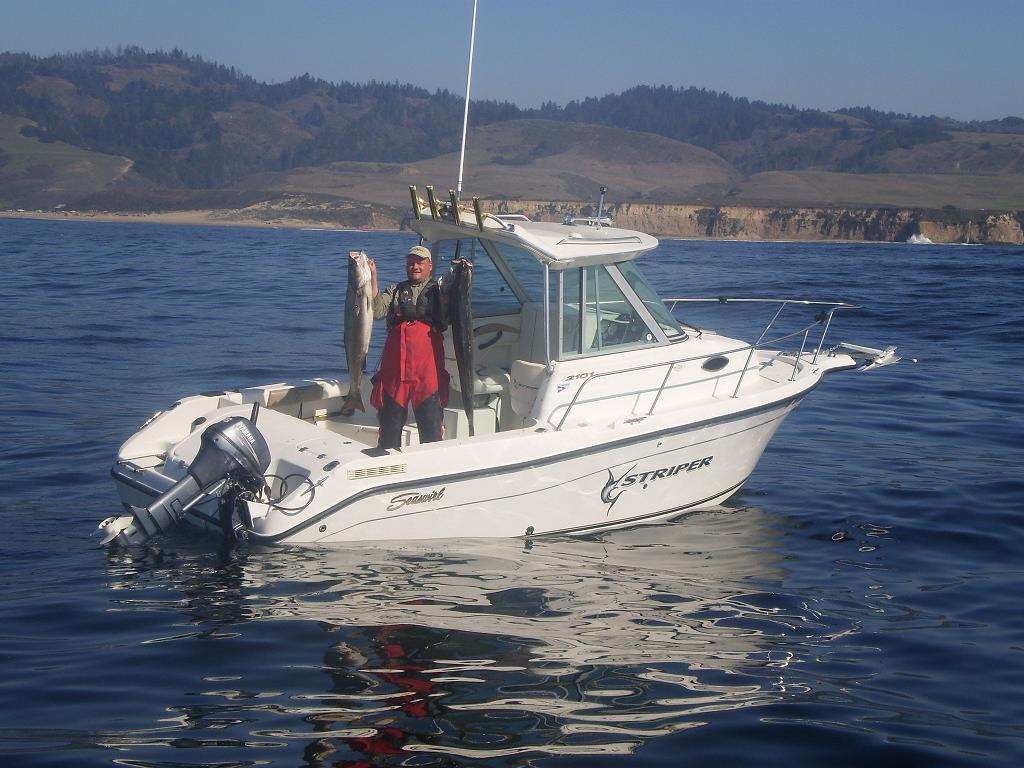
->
<box><xmin>0</xmin><ymin>208</ymin><xmax>388</xmax><ymax>231</ymax></box>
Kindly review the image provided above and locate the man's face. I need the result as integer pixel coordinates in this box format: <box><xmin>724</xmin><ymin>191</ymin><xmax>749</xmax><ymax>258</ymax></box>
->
<box><xmin>406</xmin><ymin>254</ymin><xmax>432</xmax><ymax>284</ymax></box>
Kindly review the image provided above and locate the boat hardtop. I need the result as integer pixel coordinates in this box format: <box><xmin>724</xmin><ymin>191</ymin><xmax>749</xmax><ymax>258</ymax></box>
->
<box><xmin>417</xmin><ymin>213</ymin><xmax>659</xmax><ymax>266</ymax></box>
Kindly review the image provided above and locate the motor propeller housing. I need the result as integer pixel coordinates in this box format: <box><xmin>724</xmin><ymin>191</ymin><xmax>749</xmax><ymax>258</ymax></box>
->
<box><xmin>105</xmin><ymin>416</ymin><xmax>270</xmax><ymax>544</ymax></box>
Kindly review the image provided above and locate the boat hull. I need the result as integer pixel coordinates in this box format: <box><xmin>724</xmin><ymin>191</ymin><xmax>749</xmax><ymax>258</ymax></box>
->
<box><xmin>112</xmin><ymin>394</ymin><xmax>800</xmax><ymax>544</ymax></box>
<box><xmin>283</xmin><ymin>401</ymin><xmax>797</xmax><ymax>543</ymax></box>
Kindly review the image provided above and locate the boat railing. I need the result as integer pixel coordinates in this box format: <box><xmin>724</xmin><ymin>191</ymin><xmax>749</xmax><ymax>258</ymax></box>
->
<box><xmin>553</xmin><ymin>297</ymin><xmax>859</xmax><ymax>431</ymax></box>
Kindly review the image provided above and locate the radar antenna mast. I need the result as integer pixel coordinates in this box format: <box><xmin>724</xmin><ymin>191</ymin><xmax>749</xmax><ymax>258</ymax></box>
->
<box><xmin>455</xmin><ymin>0</ymin><xmax>478</xmax><ymax>201</ymax></box>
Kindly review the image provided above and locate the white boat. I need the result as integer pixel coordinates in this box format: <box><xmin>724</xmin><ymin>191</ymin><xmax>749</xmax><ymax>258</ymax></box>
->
<box><xmin>100</xmin><ymin>191</ymin><xmax>903</xmax><ymax>546</ymax></box>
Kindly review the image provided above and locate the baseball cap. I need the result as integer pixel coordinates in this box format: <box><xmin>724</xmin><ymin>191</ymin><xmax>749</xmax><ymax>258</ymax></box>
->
<box><xmin>406</xmin><ymin>245</ymin><xmax>432</xmax><ymax>261</ymax></box>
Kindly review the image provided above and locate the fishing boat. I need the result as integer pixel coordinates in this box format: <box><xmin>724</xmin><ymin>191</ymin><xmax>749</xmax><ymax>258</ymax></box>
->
<box><xmin>99</xmin><ymin>2</ymin><xmax>903</xmax><ymax>547</ymax></box>
<box><xmin>100</xmin><ymin>188</ymin><xmax>903</xmax><ymax>546</ymax></box>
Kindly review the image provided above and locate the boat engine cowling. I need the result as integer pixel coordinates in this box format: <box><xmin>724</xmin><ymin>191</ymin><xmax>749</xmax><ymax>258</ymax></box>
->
<box><xmin>109</xmin><ymin>416</ymin><xmax>270</xmax><ymax>544</ymax></box>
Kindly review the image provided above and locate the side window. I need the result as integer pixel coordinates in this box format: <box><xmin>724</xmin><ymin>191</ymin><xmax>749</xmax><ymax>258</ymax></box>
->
<box><xmin>432</xmin><ymin>238</ymin><xmax>522</xmax><ymax>317</ymax></box>
<box><xmin>561</xmin><ymin>266</ymin><xmax>656</xmax><ymax>356</ymax></box>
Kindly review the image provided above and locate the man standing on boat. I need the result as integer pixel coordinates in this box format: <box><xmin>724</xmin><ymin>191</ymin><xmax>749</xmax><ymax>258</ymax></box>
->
<box><xmin>367</xmin><ymin>245</ymin><xmax>450</xmax><ymax>449</ymax></box>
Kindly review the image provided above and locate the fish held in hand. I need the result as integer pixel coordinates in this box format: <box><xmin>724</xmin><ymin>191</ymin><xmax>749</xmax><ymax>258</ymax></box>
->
<box><xmin>450</xmin><ymin>257</ymin><xmax>475</xmax><ymax>436</ymax></box>
<box><xmin>342</xmin><ymin>250</ymin><xmax>373</xmax><ymax>416</ymax></box>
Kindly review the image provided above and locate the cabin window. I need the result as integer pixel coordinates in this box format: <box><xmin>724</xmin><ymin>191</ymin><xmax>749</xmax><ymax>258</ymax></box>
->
<box><xmin>486</xmin><ymin>241</ymin><xmax>545</xmax><ymax>303</ymax></box>
<box><xmin>616</xmin><ymin>260</ymin><xmax>686</xmax><ymax>339</ymax></box>
<box><xmin>432</xmin><ymin>238</ymin><xmax>525</xmax><ymax>316</ymax></box>
<box><xmin>560</xmin><ymin>265</ymin><xmax>657</xmax><ymax>357</ymax></box>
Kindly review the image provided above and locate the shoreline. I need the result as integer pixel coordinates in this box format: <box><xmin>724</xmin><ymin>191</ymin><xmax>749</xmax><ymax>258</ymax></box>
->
<box><xmin>0</xmin><ymin>209</ymin><xmax>370</xmax><ymax>231</ymax></box>
<box><xmin>3</xmin><ymin>206</ymin><xmax>1022</xmax><ymax>245</ymax></box>
<box><xmin>0</xmin><ymin>209</ymin><xmax>861</xmax><ymax>241</ymax></box>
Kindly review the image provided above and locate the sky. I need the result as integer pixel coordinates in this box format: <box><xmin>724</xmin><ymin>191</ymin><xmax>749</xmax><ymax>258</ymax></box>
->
<box><xmin>1</xmin><ymin>0</ymin><xmax>1022</xmax><ymax>122</ymax></box>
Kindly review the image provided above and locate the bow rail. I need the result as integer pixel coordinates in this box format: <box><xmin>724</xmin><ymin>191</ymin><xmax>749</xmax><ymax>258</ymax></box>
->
<box><xmin>553</xmin><ymin>297</ymin><xmax>874</xmax><ymax>431</ymax></box>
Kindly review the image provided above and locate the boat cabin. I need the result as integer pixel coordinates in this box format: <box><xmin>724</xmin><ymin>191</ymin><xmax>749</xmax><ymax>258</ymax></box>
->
<box><xmin>169</xmin><ymin>189</ymin><xmax>808</xmax><ymax>466</ymax></box>
<box><xmin>210</xmin><ymin>198</ymin><xmax>753</xmax><ymax>449</ymax></box>
<box><xmin>406</xmin><ymin>202</ymin><xmax>694</xmax><ymax>440</ymax></box>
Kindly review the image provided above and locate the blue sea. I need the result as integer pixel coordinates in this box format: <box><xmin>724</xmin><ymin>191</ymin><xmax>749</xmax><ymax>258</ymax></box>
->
<box><xmin>1</xmin><ymin>218</ymin><xmax>1022</xmax><ymax>767</ymax></box>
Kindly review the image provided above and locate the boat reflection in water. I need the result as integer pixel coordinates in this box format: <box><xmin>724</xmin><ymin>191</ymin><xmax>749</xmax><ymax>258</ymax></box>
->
<box><xmin>103</xmin><ymin>506</ymin><xmax>854</xmax><ymax>762</ymax></box>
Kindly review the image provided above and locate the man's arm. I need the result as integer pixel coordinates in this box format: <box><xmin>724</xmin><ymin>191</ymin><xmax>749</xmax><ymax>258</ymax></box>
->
<box><xmin>366</xmin><ymin>257</ymin><xmax>390</xmax><ymax>320</ymax></box>
<box><xmin>372</xmin><ymin>282</ymin><xmax>396</xmax><ymax>320</ymax></box>
<box><xmin>367</xmin><ymin>256</ymin><xmax>379</xmax><ymax>298</ymax></box>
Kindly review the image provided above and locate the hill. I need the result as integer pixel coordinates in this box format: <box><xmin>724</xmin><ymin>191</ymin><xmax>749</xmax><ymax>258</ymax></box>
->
<box><xmin>244</xmin><ymin>119</ymin><xmax>742</xmax><ymax>208</ymax></box>
<box><xmin>2</xmin><ymin>47</ymin><xmax>1023</xmax><ymax>221</ymax></box>
<box><xmin>0</xmin><ymin>114</ymin><xmax>140</xmax><ymax>208</ymax></box>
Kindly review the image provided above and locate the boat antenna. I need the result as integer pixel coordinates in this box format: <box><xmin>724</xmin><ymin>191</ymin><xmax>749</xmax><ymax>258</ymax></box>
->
<box><xmin>455</xmin><ymin>0</ymin><xmax>478</xmax><ymax>201</ymax></box>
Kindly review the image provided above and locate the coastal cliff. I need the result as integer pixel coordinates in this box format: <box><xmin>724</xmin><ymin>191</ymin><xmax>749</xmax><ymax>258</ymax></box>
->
<box><xmin>482</xmin><ymin>200</ymin><xmax>1024</xmax><ymax>245</ymax></box>
<box><xmin>5</xmin><ymin>196</ymin><xmax>1022</xmax><ymax>245</ymax></box>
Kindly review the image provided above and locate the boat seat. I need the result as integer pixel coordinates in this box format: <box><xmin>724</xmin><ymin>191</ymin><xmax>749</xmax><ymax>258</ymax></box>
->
<box><xmin>264</xmin><ymin>382</ymin><xmax>332</xmax><ymax>408</ymax></box>
<box><xmin>488</xmin><ymin>304</ymin><xmax>556</xmax><ymax>424</ymax></box>
<box><xmin>442</xmin><ymin>303</ymin><xmax>556</xmax><ymax>428</ymax></box>
<box><xmin>462</xmin><ymin>366</ymin><xmax>510</xmax><ymax>402</ymax></box>
<box><xmin>450</xmin><ymin>366</ymin><xmax>508</xmax><ymax>398</ymax></box>
<box><xmin>510</xmin><ymin>359</ymin><xmax>547</xmax><ymax>418</ymax></box>
<box><xmin>517</xmin><ymin>302</ymin><xmax>557</xmax><ymax>363</ymax></box>
<box><xmin>240</xmin><ymin>380</ymin><xmax>345</xmax><ymax>418</ymax></box>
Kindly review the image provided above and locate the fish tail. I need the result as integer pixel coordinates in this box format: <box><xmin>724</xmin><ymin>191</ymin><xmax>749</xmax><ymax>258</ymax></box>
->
<box><xmin>340</xmin><ymin>389</ymin><xmax>365</xmax><ymax>417</ymax></box>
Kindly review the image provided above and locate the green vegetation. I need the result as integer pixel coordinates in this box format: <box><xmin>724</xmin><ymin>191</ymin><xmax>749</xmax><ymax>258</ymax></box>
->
<box><xmin>0</xmin><ymin>48</ymin><xmax>522</xmax><ymax>188</ymax></box>
<box><xmin>3</xmin><ymin>47</ymin><xmax>1022</xmax><ymax>194</ymax></box>
<box><xmin>0</xmin><ymin>114</ymin><xmax>129</xmax><ymax>206</ymax></box>
<box><xmin>1</xmin><ymin>47</ymin><xmax>1022</xmax><ymax>215</ymax></box>
<box><xmin>1</xmin><ymin>114</ymin><xmax>112</xmax><ymax>168</ymax></box>
<box><xmin>836</xmin><ymin>118</ymin><xmax>952</xmax><ymax>172</ymax></box>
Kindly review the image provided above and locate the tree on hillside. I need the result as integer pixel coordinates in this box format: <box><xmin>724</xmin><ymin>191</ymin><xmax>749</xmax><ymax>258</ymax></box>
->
<box><xmin>1</xmin><ymin>48</ymin><xmax>1019</xmax><ymax>188</ymax></box>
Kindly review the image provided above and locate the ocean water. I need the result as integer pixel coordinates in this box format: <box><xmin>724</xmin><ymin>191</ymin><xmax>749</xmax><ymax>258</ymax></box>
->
<box><xmin>0</xmin><ymin>218</ymin><xmax>1022</xmax><ymax>767</ymax></box>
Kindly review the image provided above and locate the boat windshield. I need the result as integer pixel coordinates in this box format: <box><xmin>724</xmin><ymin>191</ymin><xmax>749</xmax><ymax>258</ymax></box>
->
<box><xmin>616</xmin><ymin>260</ymin><xmax>686</xmax><ymax>340</ymax></box>
<box><xmin>433</xmin><ymin>238</ymin><xmax>541</xmax><ymax>316</ymax></box>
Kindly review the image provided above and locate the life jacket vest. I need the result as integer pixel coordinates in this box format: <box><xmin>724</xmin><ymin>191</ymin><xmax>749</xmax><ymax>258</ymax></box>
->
<box><xmin>387</xmin><ymin>279</ymin><xmax>447</xmax><ymax>332</ymax></box>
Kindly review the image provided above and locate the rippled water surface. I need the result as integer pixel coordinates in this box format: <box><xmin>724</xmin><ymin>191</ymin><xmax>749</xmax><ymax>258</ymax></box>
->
<box><xmin>1</xmin><ymin>219</ymin><xmax>1022</xmax><ymax>767</ymax></box>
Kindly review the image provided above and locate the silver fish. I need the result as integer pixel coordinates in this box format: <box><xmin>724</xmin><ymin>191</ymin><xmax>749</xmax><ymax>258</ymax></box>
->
<box><xmin>341</xmin><ymin>250</ymin><xmax>373</xmax><ymax>416</ymax></box>
<box><xmin>449</xmin><ymin>257</ymin><xmax>475</xmax><ymax>436</ymax></box>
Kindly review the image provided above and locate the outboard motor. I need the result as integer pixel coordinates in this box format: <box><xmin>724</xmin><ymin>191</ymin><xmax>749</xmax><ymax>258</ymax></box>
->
<box><xmin>100</xmin><ymin>416</ymin><xmax>270</xmax><ymax>546</ymax></box>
